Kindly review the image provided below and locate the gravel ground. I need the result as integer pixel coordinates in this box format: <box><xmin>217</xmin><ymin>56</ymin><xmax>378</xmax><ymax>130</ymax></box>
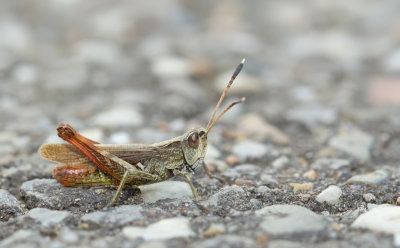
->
<box><xmin>1</xmin><ymin>1</ymin><xmax>400</xmax><ymax>247</ymax></box>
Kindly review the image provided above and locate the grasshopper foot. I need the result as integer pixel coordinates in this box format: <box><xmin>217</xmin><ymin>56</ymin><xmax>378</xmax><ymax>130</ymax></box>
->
<box><xmin>195</xmin><ymin>202</ymin><xmax>210</xmax><ymax>214</ymax></box>
<box><xmin>105</xmin><ymin>201</ymin><xmax>115</xmax><ymax>209</ymax></box>
<box><xmin>210</xmin><ymin>175</ymin><xmax>226</xmax><ymax>184</ymax></box>
<box><xmin>202</xmin><ymin>162</ymin><xmax>227</xmax><ymax>184</ymax></box>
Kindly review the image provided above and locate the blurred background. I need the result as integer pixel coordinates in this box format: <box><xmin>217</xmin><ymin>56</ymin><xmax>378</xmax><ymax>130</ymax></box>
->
<box><xmin>0</xmin><ymin>0</ymin><xmax>400</xmax><ymax>162</ymax></box>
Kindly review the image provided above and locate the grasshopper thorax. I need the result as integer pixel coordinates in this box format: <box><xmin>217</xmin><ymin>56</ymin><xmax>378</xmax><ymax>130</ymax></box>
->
<box><xmin>181</xmin><ymin>127</ymin><xmax>208</xmax><ymax>169</ymax></box>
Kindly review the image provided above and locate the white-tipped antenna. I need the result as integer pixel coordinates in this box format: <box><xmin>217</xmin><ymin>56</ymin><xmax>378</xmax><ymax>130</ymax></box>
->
<box><xmin>206</xmin><ymin>59</ymin><xmax>246</xmax><ymax>134</ymax></box>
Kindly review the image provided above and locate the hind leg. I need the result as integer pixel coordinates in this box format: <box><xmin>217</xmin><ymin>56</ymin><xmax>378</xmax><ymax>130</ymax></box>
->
<box><xmin>54</xmin><ymin>163</ymin><xmax>117</xmax><ymax>186</ymax></box>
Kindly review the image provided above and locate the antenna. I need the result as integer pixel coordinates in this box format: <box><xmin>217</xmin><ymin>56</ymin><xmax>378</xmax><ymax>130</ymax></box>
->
<box><xmin>206</xmin><ymin>58</ymin><xmax>246</xmax><ymax>134</ymax></box>
<box><xmin>206</xmin><ymin>97</ymin><xmax>245</xmax><ymax>134</ymax></box>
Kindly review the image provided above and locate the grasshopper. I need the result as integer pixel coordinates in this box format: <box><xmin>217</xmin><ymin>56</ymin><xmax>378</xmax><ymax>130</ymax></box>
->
<box><xmin>39</xmin><ymin>59</ymin><xmax>246</xmax><ymax>207</ymax></box>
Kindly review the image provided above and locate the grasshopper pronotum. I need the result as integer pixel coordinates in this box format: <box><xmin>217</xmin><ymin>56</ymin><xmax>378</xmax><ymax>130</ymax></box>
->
<box><xmin>39</xmin><ymin>59</ymin><xmax>245</xmax><ymax>207</ymax></box>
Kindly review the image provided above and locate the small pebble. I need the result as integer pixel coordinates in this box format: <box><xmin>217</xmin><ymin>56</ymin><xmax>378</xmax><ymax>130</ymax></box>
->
<box><xmin>260</xmin><ymin>174</ymin><xmax>279</xmax><ymax>186</ymax></box>
<box><xmin>363</xmin><ymin>193</ymin><xmax>376</xmax><ymax>203</ymax></box>
<box><xmin>0</xmin><ymin>189</ymin><xmax>23</xmax><ymax>221</ymax></box>
<box><xmin>203</xmin><ymin>185</ymin><xmax>250</xmax><ymax>211</ymax></box>
<box><xmin>123</xmin><ymin>217</ymin><xmax>194</xmax><ymax>241</ymax></box>
<box><xmin>234</xmin><ymin>178</ymin><xmax>255</xmax><ymax>186</ymax></box>
<box><xmin>368</xmin><ymin>77</ymin><xmax>400</xmax><ymax>105</ymax></box>
<box><xmin>298</xmin><ymin>193</ymin><xmax>311</xmax><ymax>202</ymax></box>
<box><xmin>272</xmin><ymin>156</ymin><xmax>289</xmax><ymax>169</ymax></box>
<box><xmin>91</xmin><ymin>106</ymin><xmax>143</xmax><ymax>127</ymax></box>
<box><xmin>394</xmin><ymin>233</ymin><xmax>400</xmax><ymax>248</ymax></box>
<box><xmin>290</xmin><ymin>182</ymin><xmax>313</xmax><ymax>193</ymax></box>
<box><xmin>256</xmin><ymin>186</ymin><xmax>271</xmax><ymax>194</ymax></box>
<box><xmin>203</xmin><ymin>223</ymin><xmax>226</xmax><ymax>236</ymax></box>
<box><xmin>12</xmin><ymin>63</ymin><xmax>39</xmax><ymax>84</ymax></box>
<box><xmin>352</xmin><ymin>205</ymin><xmax>400</xmax><ymax>234</ymax></box>
<box><xmin>109</xmin><ymin>131</ymin><xmax>130</xmax><ymax>143</ymax></box>
<box><xmin>232</xmin><ymin>140</ymin><xmax>269</xmax><ymax>161</ymax></box>
<box><xmin>329</xmin><ymin>128</ymin><xmax>374</xmax><ymax>161</ymax></box>
<box><xmin>287</xmin><ymin>105</ymin><xmax>338</xmax><ymax>127</ymax></box>
<box><xmin>316</xmin><ymin>185</ymin><xmax>342</xmax><ymax>205</ymax></box>
<box><xmin>28</xmin><ymin>208</ymin><xmax>71</xmax><ymax>227</ymax></box>
<box><xmin>384</xmin><ymin>49</ymin><xmax>400</xmax><ymax>71</ymax></box>
<box><xmin>81</xmin><ymin>205</ymin><xmax>144</xmax><ymax>226</ymax></box>
<box><xmin>290</xmin><ymin>86</ymin><xmax>315</xmax><ymax>102</ymax></box>
<box><xmin>225</xmin><ymin>155</ymin><xmax>238</xmax><ymax>165</ymax></box>
<box><xmin>311</xmin><ymin>158</ymin><xmax>350</xmax><ymax>170</ymax></box>
<box><xmin>58</xmin><ymin>227</ymin><xmax>79</xmax><ymax>244</ymax></box>
<box><xmin>257</xmin><ymin>235</ymin><xmax>268</xmax><ymax>247</ymax></box>
<box><xmin>250</xmin><ymin>198</ymin><xmax>263</xmax><ymax>209</ymax></box>
<box><xmin>151</xmin><ymin>56</ymin><xmax>190</xmax><ymax>78</ymax></box>
<box><xmin>239</xmin><ymin>113</ymin><xmax>290</xmax><ymax>145</ymax></box>
<box><xmin>80</xmin><ymin>128</ymin><xmax>104</xmax><ymax>142</ymax></box>
<box><xmin>256</xmin><ymin>204</ymin><xmax>328</xmax><ymax>236</ymax></box>
<box><xmin>332</xmin><ymin>223</ymin><xmax>342</xmax><ymax>232</ymax></box>
<box><xmin>194</xmin><ymin>235</ymin><xmax>255</xmax><ymax>247</ymax></box>
<box><xmin>205</xmin><ymin>144</ymin><xmax>221</xmax><ymax>160</ymax></box>
<box><xmin>74</xmin><ymin>39</ymin><xmax>121</xmax><ymax>65</ymax></box>
<box><xmin>139</xmin><ymin>181</ymin><xmax>192</xmax><ymax>203</ymax></box>
<box><xmin>233</xmin><ymin>163</ymin><xmax>262</xmax><ymax>175</ymax></box>
<box><xmin>138</xmin><ymin>241</ymin><xmax>167</xmax><ymax>248</ymax></box>
<box><xmin>347</xmin><ymin>169</ymin><xmax>391</xmax><ymax>186</ymax></box>
<box><xmin>303</xmin><ymin>169</ymin><xmax>318</xmax><ymax>180</ymax></box>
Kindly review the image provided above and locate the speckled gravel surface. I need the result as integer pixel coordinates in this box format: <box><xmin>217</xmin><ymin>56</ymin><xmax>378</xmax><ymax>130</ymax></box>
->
<box><xmin>1</xmin><ymin>1</ymin><xmax>400</xmax><ymax>248</ymax></box>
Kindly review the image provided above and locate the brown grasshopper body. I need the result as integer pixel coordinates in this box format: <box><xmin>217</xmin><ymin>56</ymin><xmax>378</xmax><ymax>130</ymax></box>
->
<box><xmin>39</xmin><ymin>59</ymin><xmax>245</xmax><ymax>207</ymax></box>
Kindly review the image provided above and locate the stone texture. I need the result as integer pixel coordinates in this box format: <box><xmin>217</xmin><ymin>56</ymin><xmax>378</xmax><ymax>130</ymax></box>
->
<box><xmin>28</xmin><ymin>208</ymin><xmax>72</xmax><ymax>227</ymax></box>
<box><xmin>0</xmin><ymin>189</ymin><xmax>23</xmax><ymax>221</ymax></box>
<box><xmin>239</xmin><ymin>113</ymin><xmax>290</xmax><ymax>145</ymax></box>
<box><xmin>316</xmin><ymin>185</ymin><xmax>342</xmax><ymax>205</ymax></box>
<box><xmin>194</xmin><ymin>235</ymin><xmax>255</xmax><ymax>248</ymax></box>
<box><xmin>290</xmin><ymin>183</ymin><xmax>313</xmax><ymax>193</ymax></box>
<box><xmin>232</xmin><ymin>140</ymin><xmax>270</xmax><ymax>161</ymax></box>
<box><xmin>20</xmin><ymin>178</ymin><xmax>119</xmax><ymax>210</ymax></box>
<box><xmin>329</xmin><ymin>129</ymin><xmax>374</xmax><ymax>161</ymax></box>
<box><xmin>347</xmin><ymin>169</ymin><xmax>391</xmax><ymax>186</ymax></box>
<box><xmin>256</xmin><ymin>205</ymin><xmax>328</xmax><ymax>237</ymax></box>
<box><xmin>202</xmin><ymin>185</ymin><xmax>252</xmax><ymax>213</ymax></box>
<box><xmin>139</xmin><ymin>181</ymin><xmax>193</xmax><ymax>203</ymax></box>
<box><xmin>352</xmin><ymin>205</ymin><xmax>400</xmax><ymax>234</ymax></box>
<box><xmin>81</xmin><ymin>205</ymin><xmax>144</xmax><ymax>226</ymax></box>
<box><xmin>91</xmin><ymin>106</ymin><xmax>143</xmax><ymax>127</ymax></box>
<box><xmin>287</xmin><ymin>105</ymin><xmax>338</xmax><ymax>127</ymax></box>
<box><xmin>123</xmin><ymin>217</ymin><xmax>195</xmax><ymax>241</ymax></box>
<box><xmin>20</xmin><ymin>179</ymin><xmax>63</xmax><ymax>209</ymax></box>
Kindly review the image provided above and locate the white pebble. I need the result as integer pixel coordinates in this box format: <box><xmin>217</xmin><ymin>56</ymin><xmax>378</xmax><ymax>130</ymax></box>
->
<box><xmin>139</xmin><ymin>181</ymin><xmax>192</xmax><ymax>203</ymax></box>
<box><xmin>109</xmin><ymin>132</ymin><xmax>130</xmax><ymax>144</ymax></box>
<box><xmin>352</xmin><ymin>205</ymin><xmax>400</xmax><ymax>234</ymax></box>
<box><xmin>363</xmin><ymin>193</ymin><xmax>376</xmax><ymax>203</ymax></box>
<box><xmin>316</xmin><ymin>185</ymin><xmax>342</xmax><ymax>205</ymax></box>
<box><xmin>232</xmin><ymin>140</ymin><xmax>268</xmax><ymax>161</ymax></box>
<box><xmin>123</xmin><ymin>217</ymin><xmax>194</xmax><ymax>241</ymax></box>
<box><xmin>272</xmin><ymin>156</ymin><xmax>289</xmax><ymax>169</ymax></box>
<box><xmin>92</xmin><ymin>106</ymin><xmax>143</xmax><ymax>127</ymax></box>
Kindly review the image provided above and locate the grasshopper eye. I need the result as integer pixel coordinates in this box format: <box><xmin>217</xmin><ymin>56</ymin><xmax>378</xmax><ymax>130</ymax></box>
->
<box><xmin>188</xmin><ymin>132</ymin><xmax>199</xmax><ymax>148</ymax></box>
<box><xmin>199</xmin><ymin>131</ymin><xmax>205</xmax><ymax>137</ymax></box>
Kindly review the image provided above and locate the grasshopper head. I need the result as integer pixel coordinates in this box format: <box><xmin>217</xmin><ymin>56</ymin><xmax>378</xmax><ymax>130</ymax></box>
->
<box><xmin>182</xmin><ymin>59</ymin><xmax>246</xmax><ymax>172</ymax></box>
<box><xmin>181</xmin><ymin>127</ymin><xmax>208</xmax><ymax>169</ymax></box>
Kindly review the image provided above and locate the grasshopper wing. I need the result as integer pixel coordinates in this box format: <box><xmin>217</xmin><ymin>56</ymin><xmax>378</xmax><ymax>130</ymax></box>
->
<box><xmin>39</xmin><ymin>143</ymin><xmax>163</xmax><ymax>165</ymax></box>
<box><xmin>39</xmin><ymin>143</ymin><xmax>90</xmax><ymax>165</ymax></box>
